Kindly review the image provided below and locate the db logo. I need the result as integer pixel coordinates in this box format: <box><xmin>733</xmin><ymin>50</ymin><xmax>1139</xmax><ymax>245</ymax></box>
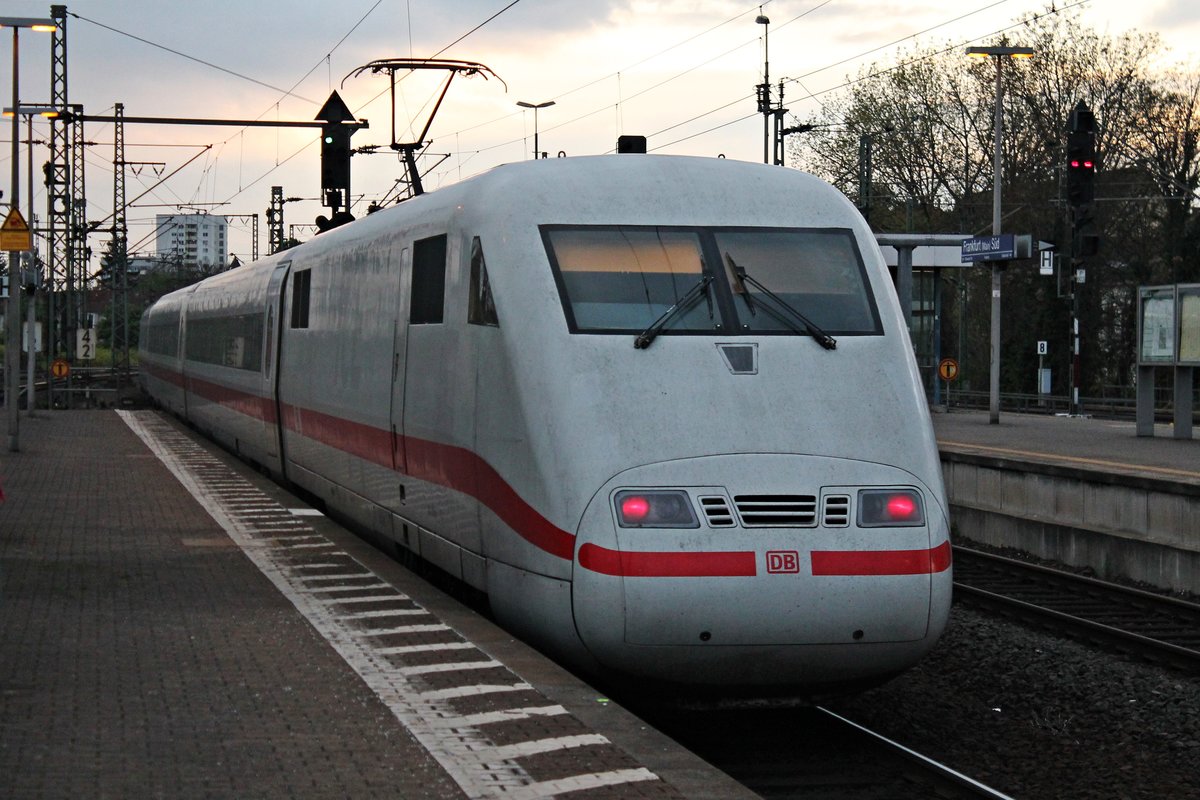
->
<box><xmin>766</xmin><ymin>550</ymin><xmax>801</xmax><ymax>574</ymax></box>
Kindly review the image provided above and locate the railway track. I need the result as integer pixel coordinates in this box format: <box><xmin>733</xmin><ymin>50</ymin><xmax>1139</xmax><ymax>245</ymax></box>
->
<box><xmin>952</xmin><ymin>545</ymin><xmax>1200</xmax><ymax>672</ymax></box>
<box><xmin>626</xmin><ymin>699</ymin><xmax>1013</xmax><ymax>799</ymax></box>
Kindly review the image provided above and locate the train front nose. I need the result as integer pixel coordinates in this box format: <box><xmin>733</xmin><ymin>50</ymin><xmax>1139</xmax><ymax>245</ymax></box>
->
<box><xmin>570</xmin><ymin>455</ymin><xmax>952</xmax><ymax>688</ymax></box>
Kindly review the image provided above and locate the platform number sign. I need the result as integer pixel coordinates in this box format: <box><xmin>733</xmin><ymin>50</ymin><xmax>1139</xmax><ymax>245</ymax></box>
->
<box><xmin>77</xmin><ymin>328</ymin><xmax>96</xmax><ymax>361</ymax></box>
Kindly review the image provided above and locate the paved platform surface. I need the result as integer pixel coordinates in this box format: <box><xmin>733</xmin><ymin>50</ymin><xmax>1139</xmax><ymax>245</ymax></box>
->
<box><xmin>0</xmin><ymin>409</ymin><xmax>753</xmax><ymax>800</ymax></box>
<box><xmin>932</xmin><ymin>409</ymin><xmax>1200</xmax><ymax>487</ymax></box>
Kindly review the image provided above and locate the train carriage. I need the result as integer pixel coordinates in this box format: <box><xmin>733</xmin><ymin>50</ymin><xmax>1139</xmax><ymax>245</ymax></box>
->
<box><xmin>140</xmin><ymin>154</ymin><xmax>952</xmax><ymax>691</ymax></box>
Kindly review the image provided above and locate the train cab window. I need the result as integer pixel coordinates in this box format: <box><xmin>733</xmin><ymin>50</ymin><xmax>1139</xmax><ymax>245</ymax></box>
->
<box><xmin>290</xmin><ymin>269</ymin><xmax>311</xmax><ymax>329</ymax></box>
<box><xmin>468</xmin><ymin>236</ymin><xmax>499</xmax><ymax>326</ymax></box>
<box><xmin>715</xmin><ymin>229</ymin><xmax>881</xmax><ymax>335</ymax></box>
<box><xmin>411</xmin><ymin>234</ymin><xmax>447</xmax><ymax>325</ymax></box>
<box><xmin>543</xmin><ymin>227</ymin><xmax>715</xmax><ymax>333</ymax></box>
<box><xmin>543</xmin><ymin>225</ymin><xmax>882</xmax><ymax>339</ymax></box>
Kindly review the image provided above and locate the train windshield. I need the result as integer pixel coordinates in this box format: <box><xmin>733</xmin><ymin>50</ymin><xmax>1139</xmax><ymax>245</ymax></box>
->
<box><xmin>543</xmin><ymin>228</ymin><xmax>717</xmax><ymax>333</ymax></box>
<box><xmin>543</xmin><ymin>225</ymin><xmax>881</xmax><ymax>338</ymax></box>
<box><xmin>716</xmin><ymin>229</ymin><xmax>879</xmax><ymax>335</ymax></box>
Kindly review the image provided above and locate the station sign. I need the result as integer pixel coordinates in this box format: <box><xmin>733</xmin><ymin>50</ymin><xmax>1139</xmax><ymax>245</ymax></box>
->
<box><xmin>961</xmin><ymin>233</ymin><xmax>1032</xmax><ymax>263</ymax></box>
<box><xmin>961</xmin><ymin>234</ymin><xmax>1014</xmax><ymax>262</ymax></box>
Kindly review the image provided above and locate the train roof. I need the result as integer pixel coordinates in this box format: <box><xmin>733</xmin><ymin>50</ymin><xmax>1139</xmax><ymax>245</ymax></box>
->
<box><xmin>419</xmin><ymin>154</ymin><xmax>866</xmax><ymax>232</ymax></box>
<box><xmin>145</xmin><ymin>155</ymin><xmax>870</xmax><ymax>313</ymax></box>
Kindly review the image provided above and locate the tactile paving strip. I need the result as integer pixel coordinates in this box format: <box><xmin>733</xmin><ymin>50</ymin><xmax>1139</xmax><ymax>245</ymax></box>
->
<box><xmin>119</xmin><ymin>410</ymin><xmax>679</xmax><ymax>799</ymax></box>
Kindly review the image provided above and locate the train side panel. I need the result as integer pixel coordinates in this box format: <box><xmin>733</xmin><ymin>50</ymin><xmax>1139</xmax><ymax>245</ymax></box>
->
<box><xmin>138</xmin><ymin>289</ymin><xmax>189</xmax><ymax>416</ymax></box>
<box><xmin>275</xmin><ymin>222</ymin><xmax>403</xmax><ymax>533</ymax></box>
<box><xmin>173</xmin><ymin>264</ymin><xmax>279</xmax><ymax>467</ymax></box>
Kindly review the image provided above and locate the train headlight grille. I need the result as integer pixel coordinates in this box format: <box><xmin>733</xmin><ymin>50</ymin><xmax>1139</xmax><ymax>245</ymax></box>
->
<box><xmin>698</xmin><ymin>495</ymin><xmax>736</xmax><ymax>527</ymax></box>
<box><xmin>821</xmin><ymin>494</ymin><xmax>851</xmax><ymax>527</ymax></box>
<box><xmin>733</xmin><ymin>495</ymin><xmax>818</xmax><ymax>527</ymax></box>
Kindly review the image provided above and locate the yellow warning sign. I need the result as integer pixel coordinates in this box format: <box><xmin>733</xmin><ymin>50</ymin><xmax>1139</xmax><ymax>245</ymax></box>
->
<box><xmin>938</xmin><ymin>358</ymin><xmax>960</xmax><ymax>382</ymax></box>
<box><xmin>1</xmin><ymin>207</ymin><xmax>32</xmax><ymax>252</ymax></box>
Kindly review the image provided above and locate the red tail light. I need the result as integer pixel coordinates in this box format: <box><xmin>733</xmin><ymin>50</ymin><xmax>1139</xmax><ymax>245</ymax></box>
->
<box><xmin>620</xmin><ymin>495</ymin><xmax>651</xmax><ymax>523</ymax></box>
<box><xmin>886</xmin><ymin>494</ymin><xmax>916</xmax><ymax>518</ymax></box>
<box><xmin>614</xmin><ymin>490</ymin><xmax>699</xmax><ymax>528</ymax></box>
<box><xmin>858</xmin><ymin>489</ymin><xmax>924</xmax><ymax>527</ymax></box>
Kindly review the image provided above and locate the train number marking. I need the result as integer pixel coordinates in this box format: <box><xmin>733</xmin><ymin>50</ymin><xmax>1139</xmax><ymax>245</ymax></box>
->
<box><xmin>766</xmin><ymin>550</ymin><xmax>801</xmax><ymax>574</ymax></box>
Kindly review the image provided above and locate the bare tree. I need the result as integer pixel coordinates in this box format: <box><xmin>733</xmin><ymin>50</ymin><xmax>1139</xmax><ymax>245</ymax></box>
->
<box><xmin>789</xmin><ymin>4</ymin><xmax>1197</xmax><ymax>397</ymax></box>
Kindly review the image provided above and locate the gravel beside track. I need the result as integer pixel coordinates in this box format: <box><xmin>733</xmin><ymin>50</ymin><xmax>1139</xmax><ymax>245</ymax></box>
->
<box><xmin>825</xmin><ymin>606</ymin><xmax>1200</xmax><ymax>799</ymax></box>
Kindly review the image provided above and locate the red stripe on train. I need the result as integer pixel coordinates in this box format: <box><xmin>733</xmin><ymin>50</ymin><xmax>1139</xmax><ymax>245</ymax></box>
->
<box><xmin>280</xmin><ymin>402</ymin><xmax>576</xmax><ymax>560</ymax></box>
<box><xmin>186</xmin><ymin>374</ymin><xmax>277</xmax><ymax>423</ymax></box>
<box><xmin>578</xmin><ymin>544</ymin><xmax>758</xmax><ymax>577</ymax></box>
<box><xmin>811</xmin><ymin>540</ymin><xmax>952</xmax><ymax>576</ymax></box>
<box><xmin>579</xmin><ymin>541</ymin><xmax>951</xmax><ymax>578</ymax></box>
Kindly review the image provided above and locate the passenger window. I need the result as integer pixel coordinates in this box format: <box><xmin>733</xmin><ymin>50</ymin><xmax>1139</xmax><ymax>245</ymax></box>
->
<box><xmin>468</xmin><ymin>236</ymin><xmax>499</xmax><ymax>327</ymax></box>
<box><xmin>411</xmin><ymin>234</ymin><xmax>447</xmax><ymax>325</ymax></box>
<box><xmin>290</xmin><ymin>270</ymin><xmax>311</xmax><ymax>329</ymax></box>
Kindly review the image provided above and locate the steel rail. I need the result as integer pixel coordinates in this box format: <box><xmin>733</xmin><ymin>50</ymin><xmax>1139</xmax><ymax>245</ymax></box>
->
<box><xmin>816</xmin><ymin>707</ymin><xmax>1016</xmax><ymax>800</ymax></box>
<box><xmin>953</xmin><ymin>545</ymin><xmax>1200</xmax><ymax>671</ymax></box>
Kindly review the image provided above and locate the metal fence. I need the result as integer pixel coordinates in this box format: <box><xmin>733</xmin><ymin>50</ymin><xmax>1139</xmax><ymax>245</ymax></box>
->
<box><xmin>934</xmin><ymin>386</ymin><xmax>1200</xmax><ymax>422</ymax></box>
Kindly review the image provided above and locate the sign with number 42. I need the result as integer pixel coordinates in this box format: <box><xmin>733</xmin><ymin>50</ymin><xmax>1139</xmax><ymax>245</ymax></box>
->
<box><xmin>77</xmin><ymin>328</ymin><xmax>96</xmax><ymax>361</ymax></box>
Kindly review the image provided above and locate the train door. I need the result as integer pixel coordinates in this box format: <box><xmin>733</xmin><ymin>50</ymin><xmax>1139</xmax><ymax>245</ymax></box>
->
<box><xmin>262</xmin><ymin>261</ymin><xmax>291</xmax><ymax>469</ymax></box>
<box><xmin>400</xmin><ymin>232</ymin><xmax>482</xmax><ymax>576</ymax></box>
<box><xmin>178</xmin><ymin>283</ymin><xmax>202</xmax><ymax>420</ymax></box>
<box><xmin>389</xmin><ymin>247</ymin><xmax>410</xmax><ymax>475</ymax></box>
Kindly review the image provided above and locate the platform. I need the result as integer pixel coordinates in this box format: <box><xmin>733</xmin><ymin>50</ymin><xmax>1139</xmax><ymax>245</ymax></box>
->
<box><xmin>932</xmin><ymin>409</ymin><xmax>1200</xmax><ymax>593</ymax></box>
<box><xmin>933</xmin><ymin>409</ymin><xmax>1200</xmax><ymax>486</ymax></box>
<box><xmin>0</xmin><ymin>409</ymin><xmax>753</xmax><ymax>799</ymax></box>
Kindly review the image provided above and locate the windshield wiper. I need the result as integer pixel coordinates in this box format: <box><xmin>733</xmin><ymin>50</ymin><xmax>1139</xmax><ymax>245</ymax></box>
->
<box><xmin>726</xmin><ymin>254</ymin><xmax>837</xmax><ymax>351</ymax></box>
<box><xmin>633</xmin><ymin>274</ymin><xmax>714</xmax><ymax>349</ymax></box>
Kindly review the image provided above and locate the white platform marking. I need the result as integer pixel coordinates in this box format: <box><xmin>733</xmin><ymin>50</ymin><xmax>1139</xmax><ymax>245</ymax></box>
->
<box><xmin>119</xmin><ymin>410</ymin><xmax>663</xmax><ymax>798</ymax></box>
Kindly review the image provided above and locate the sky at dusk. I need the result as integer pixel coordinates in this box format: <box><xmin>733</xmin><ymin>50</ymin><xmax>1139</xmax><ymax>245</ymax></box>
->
<box><xmin>3</xmin><ymin>0</ymin><xmax>1198</xmax><ymax>261</ymax></box>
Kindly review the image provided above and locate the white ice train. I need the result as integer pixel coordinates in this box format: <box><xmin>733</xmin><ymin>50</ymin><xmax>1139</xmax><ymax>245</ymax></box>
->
<box><xmin>139</xmin><ymin>154</ymin><xmax>952</xmax><ymax>692</ymax></box>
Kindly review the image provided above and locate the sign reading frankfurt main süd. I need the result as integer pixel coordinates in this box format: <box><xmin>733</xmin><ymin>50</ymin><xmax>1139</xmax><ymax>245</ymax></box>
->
<box><xmin>961</xmin><ymin>233</ymin><xmax>1016</xmax><ymax>262</ymax></box>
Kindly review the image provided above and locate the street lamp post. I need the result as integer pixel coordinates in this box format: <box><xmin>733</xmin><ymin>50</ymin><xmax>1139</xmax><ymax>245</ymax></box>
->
<box><xmin>2</xmin><ymin>16</ymin><xmax>57</xmax><ymax>452</ymax></box>
<box><xmin>966</xmin><ymin>44</ymin><xmax>1034</xmax><ymax>424</ymax></box>
<box><xmin>756</xmin><ymin>13</ymin><xmax>770</xmax><ymax>164</ymax></box>
<box><xmin>5</xmin><ymin>105</ymin><xmax>57</xmax><ymax>420</ymax></box>
<box><xmin>516</xmin><ymin>100</ymin><xmax>555</xmax><ymax>160</ymax></box>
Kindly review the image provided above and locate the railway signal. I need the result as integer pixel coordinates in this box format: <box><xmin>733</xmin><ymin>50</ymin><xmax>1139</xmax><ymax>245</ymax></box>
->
<box><xmin>316</xmin><ymin>91</ymin><xmax>362</xmax><ymax>227</ymax></box>
<box><xmin>1067</xmin><ymin>101</ymin><xmax>1099</xmax><ymax>257</ymax></box>
<box><xmin>1065</xmin><ymin>100</ymin><xmax>1098</xmax><ymax>417</ymax></box>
